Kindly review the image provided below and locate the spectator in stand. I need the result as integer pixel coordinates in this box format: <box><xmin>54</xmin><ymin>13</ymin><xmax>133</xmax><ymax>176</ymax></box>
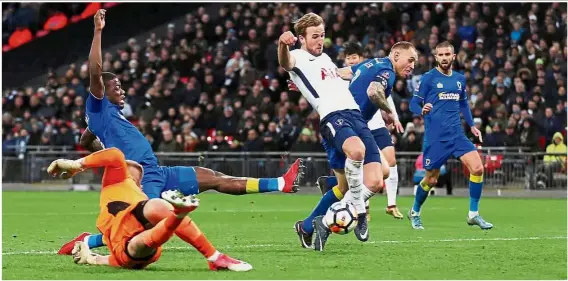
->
<box><xmin>242</xmin><ymin>128</ymin><xmax>263</xmax><ymax>151</ymax></box>
<box><xmin>291</xmin><ymin>128</ymin><xmax>320</xmax><ymax>152</ymax></box>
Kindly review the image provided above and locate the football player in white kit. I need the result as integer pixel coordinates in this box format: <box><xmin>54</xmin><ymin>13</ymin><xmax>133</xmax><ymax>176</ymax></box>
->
<box><xmin>278</xmin><ymin>13</ymin><xmax>388</xmax><ymax>249</ymax></box>
<box><xmin>288</xmin><ymin>42</ymin><xmax>402</xmax><ymax>221</ymax></box>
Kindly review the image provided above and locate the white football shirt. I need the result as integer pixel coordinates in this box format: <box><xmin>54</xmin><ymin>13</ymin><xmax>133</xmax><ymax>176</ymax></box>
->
<box><xmin>288</xmin><ymin>49</ymin><xmax>359</xmax><ymax>120</ymax></box>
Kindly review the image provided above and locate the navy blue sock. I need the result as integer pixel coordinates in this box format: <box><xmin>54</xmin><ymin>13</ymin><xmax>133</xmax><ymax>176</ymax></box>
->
<box><xmin>86</xmin><ymin>233</ymin><xmax>105</xmax><ymax>249</ymax></box>
<box><xmin>302</xmin><ymin>188</ymin><xmax>341</xmax><ymax>234</ymax></box>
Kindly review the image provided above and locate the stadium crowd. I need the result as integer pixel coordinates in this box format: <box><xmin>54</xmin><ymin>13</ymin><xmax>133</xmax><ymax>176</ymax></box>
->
<box><xmin>2</xmin><ymin>3</ymin><xmax>567</xmax><ymax>156</ymax></box>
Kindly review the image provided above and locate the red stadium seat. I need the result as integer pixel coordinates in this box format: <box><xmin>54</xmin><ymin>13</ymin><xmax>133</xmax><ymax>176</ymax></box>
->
<box><xmin>36</xmin><ymin>30</ymin><xmax>50</xmax><ymax>37</ymax></box>
<box><xmin>8</xmin><ymin>28</ymin><xmax>33</xmax><ymax>48</ymax></box>
<box><xmin>43</xmin><ymin>13</ymin><xmax>69</xmax><ymax>31</ymax></box>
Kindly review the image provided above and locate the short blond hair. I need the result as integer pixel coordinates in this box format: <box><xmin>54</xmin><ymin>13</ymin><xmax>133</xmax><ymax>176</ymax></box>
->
<box><xmin>390</xmin><ymin>41</ymin><xmax>416</xmax><ymax>52</ymax></box>
<box><xmin>294</xmin><ymin>13</ymin><xmax>324</xmax><ymax>36</ymax></box>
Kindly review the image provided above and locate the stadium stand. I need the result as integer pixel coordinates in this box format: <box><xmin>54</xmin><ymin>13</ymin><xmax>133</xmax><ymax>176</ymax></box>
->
<box><xmin>2</xmin><ymin>3</ymin><xmax>566</xmax><ymax>157</ymax></box>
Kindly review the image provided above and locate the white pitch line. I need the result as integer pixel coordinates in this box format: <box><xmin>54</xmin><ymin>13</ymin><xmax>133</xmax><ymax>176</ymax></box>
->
<box><xmin>3</xmin><ymin>236</ymin><xmax>565</xmax><ymax>256</ymax></box>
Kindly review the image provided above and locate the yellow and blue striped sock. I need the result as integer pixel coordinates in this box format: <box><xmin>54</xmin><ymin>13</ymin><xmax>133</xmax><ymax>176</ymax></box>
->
<box><xmin>245</xmin><ymin>178</ymin><xmax>284</xmax><ymax>193</ymax></box>
<box><xmin>302</xmin><ymin>186</ymin><xmax>343</xmax><ymax>234</ymax></box>
<box><xmin>412</xmin><ymin>179</ymin><xmax>431</xmax><ymax>214</ymax></box>
<box><xmin>469</xmin><ymin>174</ymin><xmax>483</xmax><ymax>213</ymax></box>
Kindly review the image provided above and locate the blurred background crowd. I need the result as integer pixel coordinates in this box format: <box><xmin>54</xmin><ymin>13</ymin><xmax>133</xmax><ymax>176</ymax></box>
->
<box><xmin>3</xmin><ymin>2</ymin><xmax>567</xmax><ymax>156</ymax></box>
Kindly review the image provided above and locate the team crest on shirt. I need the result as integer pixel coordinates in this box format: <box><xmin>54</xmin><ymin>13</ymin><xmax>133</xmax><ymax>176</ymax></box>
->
<box><xmin>336</xmin><ymin>119</ymin><xmax>344</xmax><ymax>126</ymax></box>
<box><xmin>381</xmin><ymin>71</ymin><xmax>390</xmax><ymax>79</ymax></box>
<box><xmin>457</xmin><ymin>81</ymin><xmax>462</xmax><ymax>90</ymax></box>
<box><xmin>437</xmin><ymin>82</ymin><xmax>443</xmax><ymax>88</ymax></box>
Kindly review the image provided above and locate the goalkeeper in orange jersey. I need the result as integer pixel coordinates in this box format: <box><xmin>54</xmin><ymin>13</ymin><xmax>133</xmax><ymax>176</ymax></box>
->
<box><xmin>47</xmin><ymin>148</ymin><xmax>252</xmax><ymax>271</ymax></box>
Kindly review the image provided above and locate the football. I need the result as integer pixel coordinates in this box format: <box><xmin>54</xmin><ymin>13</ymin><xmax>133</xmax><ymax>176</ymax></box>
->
<box><xmin>323</xmin><ymin>201</ymin><xmax>358</xmax><ymax>235</ymax></box>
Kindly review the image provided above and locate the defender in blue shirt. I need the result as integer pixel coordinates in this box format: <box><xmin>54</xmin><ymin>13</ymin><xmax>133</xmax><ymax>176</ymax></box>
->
<box><xmin>58</xmin><ymin>11</ymin><xmax>304</xmax><ymax>256</ymax></box>
<box><xmin>409</xmin><ymin>41</ymin><xmax>493</xmax><ymax>230</ymax></box>
<box><xmin>349</xmin><ymin>57</ymin><xmax>397</xmax><ymax>121</ymax></box>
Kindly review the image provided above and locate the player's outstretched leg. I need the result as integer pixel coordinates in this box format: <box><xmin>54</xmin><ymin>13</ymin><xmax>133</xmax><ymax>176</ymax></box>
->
<box><xmin>196</xmin><ymin>159</ymin><xmax>305</xmax><ymax>195</ymax></box>
<box><xmin>408</xmin><ymin>170</ymin><xmax>439</xmax><ymax>230</ymax></box>
<box><xmin>382</xmin><ymin>147</ymin><xmax>403</xmax><ymax>219</ymax></box>
<box><xmin>460</xmin><ymin>151</ymin><xmax>493</xmax><ymax>230</ymax></box>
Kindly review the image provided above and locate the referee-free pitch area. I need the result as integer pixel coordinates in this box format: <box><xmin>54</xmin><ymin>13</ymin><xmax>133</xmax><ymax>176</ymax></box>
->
<box><xmin>2</xmin><ymin>191</ymin><xmax>566</xmax><ymax>279</ymax></box>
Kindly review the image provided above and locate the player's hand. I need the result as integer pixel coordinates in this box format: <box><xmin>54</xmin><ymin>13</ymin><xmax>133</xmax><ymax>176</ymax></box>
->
<box><xmin>393</xmin><ymin>120</ymin><xmax>404</xmax><ymax>134</ymax></box>
<box><xmin>422</xmin><ymin>103</ymin><xmax>433</xmax><ymax>115</ymax></box>
<box><xmin>279</xmin><ymin>31</ymin><xmax>297</xmax><ymax>46</ymax></box>
<box><xmin>48</xmin><ymin>159</ymin><xmax>83</xmax><ymax>179</ymax></box>
<box><xmin>287</xmin><ymin>79</ymin><xmax>299</xmax><ymax>91</ymax></box>
<box><xmin>94</xmin><ymin>9</ymin><xmax>106</xmax><ymax>31</ymax></box>
<box><xmin>471</xmin><ymin>126</ymin><xmax>483</xmax><ymax>143</ymax></box>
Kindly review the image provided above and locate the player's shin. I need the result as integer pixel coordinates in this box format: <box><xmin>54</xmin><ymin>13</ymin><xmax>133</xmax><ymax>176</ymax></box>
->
<box><xmin>411</xmin><ymin>179</ymin><xmax>432</xmax><ymax>215</ymax></box>
<box><xmin>174</xmin><ymin>218</ymin><xmax>219</xmax><ymax>260</ymax></box>
<box><xmin>344</xmin><ymin>158</ymin><xmax>366</xmax><ymax>215</ymax></box>
<box><xmin>302</xmin><ymin>186</ymin><xmax>343</xmax><ymax>234</ymax></box>
<box><xmin>386</xmin><ymin>165</ymin><xmax>399</xmax><ymax>207</ymax></box>
<box><xmin>468</xmin><ymin>174</ymin><xmax>483</xmax><ymax>218</ymax></box>
<box><xmin>142</xmin><ymin>213</ymin><xmax>184</xmax><ymax>248</ymax></box>
<box><xmin>245</xmin><ymin>178</ymin><xmax>283</xmax><ymax>193</ymax></box>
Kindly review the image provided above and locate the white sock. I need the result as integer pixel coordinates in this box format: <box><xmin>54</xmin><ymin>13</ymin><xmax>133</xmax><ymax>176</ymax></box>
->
<box><xmin>277</xmin><ymin>177</ymin><xmax>285</xmax><ymax>191</ymax></box>
<box><xmin>207</xmin><ymin>250</ymin><xmax>221</xmax><ymax>262</ymax></box>
<box><xmin>468</xmin><ymin>211</ymin><xmax>479</xmax><ymax>219</ymax></box>
<box><xmin>344</xmin><ymin>158</ymin><xmax>365</xmax><ymax>215</ymax></box>
<box><xmin>343</xmin><ymin>185</ymin><xmax>375</xmax><ymax>204</ymax></box>
<box><xmin>83</xmin><ymin>235</ymin><xmax>91</xmax><ymax>245</ymax></box>
<box><xmin>386</xmin><ymin>165</ymin><xmax>399</xmax><ymax>207</ymax></box>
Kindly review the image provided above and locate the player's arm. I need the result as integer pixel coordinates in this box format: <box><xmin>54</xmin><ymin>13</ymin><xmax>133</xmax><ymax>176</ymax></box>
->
<box><xmin>458</xmin><ymin>78</ymin><xmax>482</xmax><ymax>142</ymax></box>
<box><xmin>277</xmin><ymin>31</ymin><xmax>297</xmax><ymax>71</ymax></box>
<box><xmin>337</xmin><ymin>67</ymin><xmax>353</xmax><ymax>80</ymax></box>
<box><xmin>458</xmin><ymin>81</ymin><xmax>475</xmax><ymax>128</ymax></box>
<box><xmin>48</xmin><ymin>148</ymin><xmax>127</xmax><ymax>180</ymax></box>
<box><xmin>367</xmin><ymin>81</ymin><xmax>391</xmax><ymax>113</ymax></box>
<box><xmin>89</xmin><ymin>9</ymin><xmax>106</xmax><ymax>99</ymax></box>
<box><xmin>410</xmin><ymin>75</ymin><xmax>430</xmax><ymax>115</ymax></box>
<box><xmin>386</xmin><ymin>95</ymin><xmax>399</xmax><ymax>121</ymax></box>
<box><xmin>80</xmin><ymin>128</ymin><xmax>104</xmax><ymax>152</ymax></box>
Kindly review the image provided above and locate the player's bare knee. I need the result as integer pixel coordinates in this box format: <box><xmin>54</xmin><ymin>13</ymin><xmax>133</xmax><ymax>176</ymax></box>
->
<box><xmin>364</xmin><ymin>176</ymin><xmax>382</xmax><ymax>193</ymax></box>
<box><xmin>470</xmin><ymin>164</ymin><xmax>484</xmax><ymax>176</ymax></box>
<box><xmin>387</xmin><ymin>157</ymin><xmax>397</xmax><ymax>167</ymax></box>
<box><xmin>382</xmin><ymin>163</ymin><xmax>390</xmax><ymax>179</ymax></box>
<box><xmin>426</xmin><ymin>176</ymin><xmax>438</xmax><ymax>187</ymax></box>
<box><xmin>143</xmin><ymin>199</ymin><xmax>173</xmax><ymax>225</ymax></box>
<box><xmin>343</xmin><ymin>137</ymin><xmax>365</xmax><ymax>161</ymax></box>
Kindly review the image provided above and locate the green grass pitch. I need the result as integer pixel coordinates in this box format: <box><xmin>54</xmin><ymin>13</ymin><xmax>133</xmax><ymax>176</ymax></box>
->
<box><xmin>2</xmin><ymin>191</ymin><xmax>567</xmax><ymax>279</ymax></box>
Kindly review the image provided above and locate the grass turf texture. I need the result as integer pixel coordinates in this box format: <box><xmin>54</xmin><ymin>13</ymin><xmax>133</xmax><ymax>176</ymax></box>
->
<box><xmin>2</xmin><ymin>191</ymin><xmax>567</xmax><ymax>280</ymax></box>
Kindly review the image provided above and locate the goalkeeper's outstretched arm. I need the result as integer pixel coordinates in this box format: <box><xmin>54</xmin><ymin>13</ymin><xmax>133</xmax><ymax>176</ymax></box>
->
<box><xmin>48</xmin><ymin>148</ymin><xmax>127</xmax><ymax>179</ymax></box>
